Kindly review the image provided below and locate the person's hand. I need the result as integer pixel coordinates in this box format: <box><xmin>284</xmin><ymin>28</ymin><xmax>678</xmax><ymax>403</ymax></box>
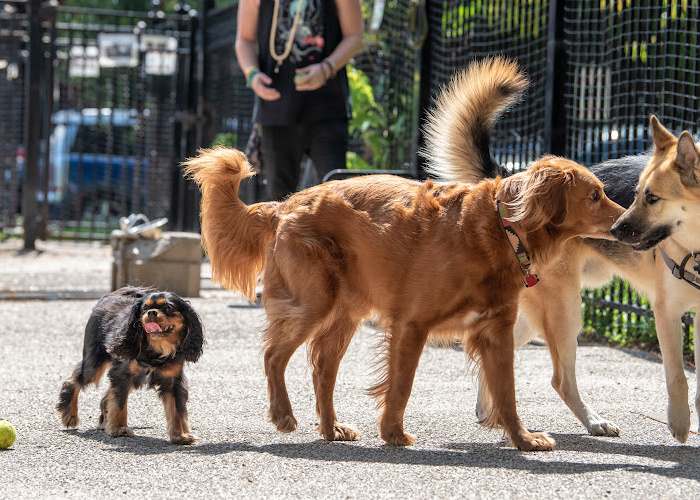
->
<box><xmin>294</xmin><ymin>64</ymin><xmax>328</xmax><ymax>91</ymax></box>
<box><xmin>251</xmin><ymin>72</ymin><xmax>281</xmax><ymax>101</ymax></box>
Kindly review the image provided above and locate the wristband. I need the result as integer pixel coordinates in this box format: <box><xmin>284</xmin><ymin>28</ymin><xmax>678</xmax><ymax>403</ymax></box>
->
<box><xmin>246</xmin><ymin>67</ymin><xmax>260</xmax><ymax>88</ymax></box>
<box><xmin>322</xmin><ymin>59</ymin><xmax>336</xmax><ymax>77</ymax></box>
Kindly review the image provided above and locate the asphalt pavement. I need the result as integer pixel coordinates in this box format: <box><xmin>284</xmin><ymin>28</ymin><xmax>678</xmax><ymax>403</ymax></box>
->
<box><xmin>1</xmin><ymin>241</ymin><xmax>699</xmax><ymax>498</ymax></box>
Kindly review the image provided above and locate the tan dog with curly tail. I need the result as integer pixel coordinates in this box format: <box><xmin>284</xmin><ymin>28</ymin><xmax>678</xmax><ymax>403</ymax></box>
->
<box><xmin>185</xmin><ymin>58</ymin><xmax>623</xmax><ymax>451</ymax></box>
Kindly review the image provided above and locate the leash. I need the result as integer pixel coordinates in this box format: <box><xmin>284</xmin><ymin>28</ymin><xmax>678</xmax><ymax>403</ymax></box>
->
<box><xmin>659</xmin><ymin>248</ymin><xmax>700</xmax><ymax>291</ymax></box>
<box><xmin>496</xmin><ymin>200</ymin><xmax>539</xmax><ymax>288</ymax></box>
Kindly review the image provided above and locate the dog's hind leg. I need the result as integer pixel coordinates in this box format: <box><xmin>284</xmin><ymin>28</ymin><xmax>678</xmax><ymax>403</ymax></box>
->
<box><xmin>57</xmin><ymin>359</ymin><xmax>111</xmax><ymax>428</ymax></box>
<box><xmin>263</xmin><ymin>313</ymin><xmax>317</xmax><ymax>433</ymax></box>
<box><xmin>309</xmin><ymin>312</ymin><xmax>360</xmax><ymax>441</ymax></box>
<box><xmin>372</xmin><ymin>322</ymin><xmax>429</xmax><ymax>446</ymax></box>
<box><xmin>525</xmin><ymin>284</ymin><xmax>620</xmax><ymax>437</ymax></box>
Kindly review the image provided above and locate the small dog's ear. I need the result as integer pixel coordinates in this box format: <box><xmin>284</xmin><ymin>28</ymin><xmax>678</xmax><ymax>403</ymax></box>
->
<box><xmin>503</xmin><ymin>166</ymin><xmax>571</xmax><ymax>232</ymax></box>
<box><xmin>108</xmin><ymin>298</ymin><xmax>144</xmax><ymax>359</ymax></box>
<box><xmin>177</xmin><ymin>299</ymin><xmax>204</xmax><ymax>363</ymax></box>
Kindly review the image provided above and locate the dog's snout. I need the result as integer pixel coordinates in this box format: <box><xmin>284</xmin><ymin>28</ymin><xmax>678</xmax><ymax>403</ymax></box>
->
<box><xmin>147</xmin><ymin>309</ymin><xmax>158</xmax><ymax>320</ymax></box>
<box><xmin>610</xmin><ymin>219</ymin><xmax>636</xmax><ymax>241</ymax></box>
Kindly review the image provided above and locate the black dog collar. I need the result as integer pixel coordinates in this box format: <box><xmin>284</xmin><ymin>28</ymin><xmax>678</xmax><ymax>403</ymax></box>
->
<box><xmin>659</xmin><ymin>248</ymin><xmax>700</xmax><ymax>291</ymax></box>
<box><xmin>496</xmin><ymin>200</ymin><xmax>539</xmax><ymax>288</ymax></box>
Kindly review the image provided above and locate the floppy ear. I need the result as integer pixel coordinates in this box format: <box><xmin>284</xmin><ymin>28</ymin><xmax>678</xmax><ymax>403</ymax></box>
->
<box><xmin>177</xmin><ymin>299</ymin><xmax>205</xmax><ymax>363</ymax></box>
<box><xmin>107</xmin><ymin>298</ymin><xmax>145</xmax><ymax>359</ymax></box>
<box><xmin>649</xmin><ymin>115</ymin><xmax>675</xmax><ymax>151</ymax></box>
<box><xmin>675</xmin><ymin>131</ymin><xmax>699</xmax><ymax>186</ymax></box>
<box><xmin>503</xmin><ymin>166</ymin><xmax>571</xmax><ymax>232</ymax></box>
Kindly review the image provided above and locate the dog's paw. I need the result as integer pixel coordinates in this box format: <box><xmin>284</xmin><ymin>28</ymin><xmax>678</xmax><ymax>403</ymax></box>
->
<box><xmin>271</xmin><ymin>413</ymin><xmax>298</xmax><ymax>433</ymax></box>
<box><xmin>668</xmin><ymin>403</ymin><xmax>691</xmax><ymax>443</ymax></box>
<box><xmin>107</xmin><ymin>426</ymin><xmax>135</xmax><ymax>438</ymax></box>
<box><xmin>381</xmin><ymin>429</ymin><xmax>416</xmax><ymax>447</ymax></box>
<box><xmin>62</xmin><ymin>413</ymin><xmax>79</xmax><ymax>428</ymax></box>
<box><xmin>587</xmin><ymin>420</ymin><xmax>620</xmax><ymax>437</ymax></box>
<box><xmin>514</xmin><ymin>431</ymin><xmax>555</xmax><ymax>452</ymax></box>
<box><xmin>171</xmin><ymin>433</ymin><xmax>197</xmax><ymax>445</ymax></box>
<box><xmin>318</xmin><ymin>422</ymin><xmax>360</xmax><ymax>442</ymax></box>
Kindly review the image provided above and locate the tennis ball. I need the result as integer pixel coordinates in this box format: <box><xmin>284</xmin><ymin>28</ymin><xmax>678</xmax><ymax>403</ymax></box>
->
<box><xmin>0</xmin><ymin>420</ymin><xmax>16</xmax><ymax>449</ymax></box>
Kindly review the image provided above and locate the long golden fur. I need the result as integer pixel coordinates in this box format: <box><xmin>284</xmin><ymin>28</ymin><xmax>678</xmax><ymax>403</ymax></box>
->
<box><xmin>184</xmin><ymin>58</ymin><xmax>623</xmax><ymax>451</ymax></box>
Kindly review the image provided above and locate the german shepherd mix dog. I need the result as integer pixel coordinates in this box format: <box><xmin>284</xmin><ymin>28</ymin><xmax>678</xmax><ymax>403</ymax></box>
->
<box><xmin>469</xmin><ymin>117</ymin><xmax>700</xmax><ymax>443</ymax></box>
<box><xmin>185</xmin><ymin>58</ymin><xmax>623</xmax><ymax>451</ymax></box>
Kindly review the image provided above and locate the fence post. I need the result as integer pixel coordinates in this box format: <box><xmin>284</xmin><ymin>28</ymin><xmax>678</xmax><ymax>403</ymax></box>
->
<box><xmin>22</xmin><ymin>0</ymin><xmax>43</xmax><ymax>250</ymax></box>
<box><xmin>543</xmin><ymin>0</ymin><xmax>567</xmax><ymax>156</ymax></box>
<box><xmin>415</xmin><ymin>0</ymin><xmax>435</xmax><ymax>179</ymax></box>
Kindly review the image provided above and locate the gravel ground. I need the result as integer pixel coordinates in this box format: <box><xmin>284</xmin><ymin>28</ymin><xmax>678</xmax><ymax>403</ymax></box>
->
<box><xmin>2</xmin><ymin>287</ymin><xmax>700</xmax><ymax>499</ymax></box>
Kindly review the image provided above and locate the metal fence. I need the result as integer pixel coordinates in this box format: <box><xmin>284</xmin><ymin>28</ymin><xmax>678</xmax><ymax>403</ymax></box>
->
<box><xmin>1</xmin><ymin>0</ymin><xmax>698</xmax><ymax>344</ymax></box>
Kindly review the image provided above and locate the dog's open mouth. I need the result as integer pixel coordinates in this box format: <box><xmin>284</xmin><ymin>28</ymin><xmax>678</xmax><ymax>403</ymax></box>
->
<box><xmin>143</xmin><ymin>322</ymin><xmax>174</xmax><ymax>336</ymax></box>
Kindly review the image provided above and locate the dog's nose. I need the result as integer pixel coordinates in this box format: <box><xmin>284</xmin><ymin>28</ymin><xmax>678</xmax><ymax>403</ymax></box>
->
<box><xmin>610</xmin><ymin>220</ymin><xmax>635</xmax><ymax>240</ymax></box>
<box><xmin>147</xmin><ymin>309</ymin><xmax>158</xmax><ymax>320</ymax></box>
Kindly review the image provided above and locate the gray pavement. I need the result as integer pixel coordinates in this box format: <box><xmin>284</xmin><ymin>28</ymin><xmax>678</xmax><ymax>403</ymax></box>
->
<box><xmin>1</xmin><ymin>243</ymin><xmax>699</xmax><ymax>498</ymax></box>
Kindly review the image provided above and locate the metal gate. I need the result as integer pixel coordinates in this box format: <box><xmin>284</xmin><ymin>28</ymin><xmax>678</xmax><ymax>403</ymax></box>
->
<box><xmin>3</xmin><ymin>1</ymin><xmax>197</xmax><ymax>243</ymax></box>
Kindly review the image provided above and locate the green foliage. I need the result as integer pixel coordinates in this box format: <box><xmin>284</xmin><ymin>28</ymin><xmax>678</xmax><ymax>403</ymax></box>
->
<box><xmin>211</xmin><ymin>132</ymin><xmax>238</xmax><ymax>148</ymax></box>
<box><xmin>581</xmin><ymin>278</ymin><xmax>695</xmax><ymax>358</ymax></box>
<box><xmin>347</xmin><ymin>64</ymin><xmax>408</xmax><ymax>170</ymax></box>
<box><xmin>441</xmin><ymin>0</ymin><xmax>545</xmax><ymax>40</ymax></box>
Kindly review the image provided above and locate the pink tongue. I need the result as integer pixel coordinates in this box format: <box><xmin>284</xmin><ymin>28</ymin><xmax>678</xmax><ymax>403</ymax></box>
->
<box><xmin>144</xmin><ymin>322</ymin><xmax>162</xmax><ymax>334</ymax></box>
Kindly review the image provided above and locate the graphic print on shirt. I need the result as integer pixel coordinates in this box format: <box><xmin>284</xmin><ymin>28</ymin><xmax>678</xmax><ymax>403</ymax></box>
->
<box><xmin>274</xmin><ymin>0</ymin><xmax>324</xmax><ymax>67</ymax></box>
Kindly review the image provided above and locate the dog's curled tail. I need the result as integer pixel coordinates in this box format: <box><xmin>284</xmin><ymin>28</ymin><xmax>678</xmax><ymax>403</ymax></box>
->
<box><xmin>183</xmin><ymin>147</ymin><xmax>277</xmax><ymax>300</ymax></box>
<box><xmin>422</xmin><ymin>57</ymin><xmax>527</xmax><ymax>183</ymax></box>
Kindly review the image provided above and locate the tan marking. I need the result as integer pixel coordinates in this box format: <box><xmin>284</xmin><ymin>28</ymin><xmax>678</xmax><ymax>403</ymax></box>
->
<box><xmin>128</xmin><ymin>360</ymin><xmax>142</xmax><ymax>377</ymax></box>
<box><xmin>104</xmin><ymin>387</ymin><xmax>129</xmax><ymax>435</ymax></box>
<box><xmin>162</xmin><ymin>392</ymin><xmax>184</xmax><ymax>438</ymax></box>
<box><xmin>145</xmin><ymin>297</ymin><xmax>154</xmax><ymax>306</ymax></box>
<box><xmin>156</xmin><ymin>297</ymin><xmax>167</xmax><ymax>305</ymax></box>
<box><xmin>146</xmin><ymin>313</ymin><xmax>184</xmax><ymax>358</ymax></box>
<box><xmin>158</xmin><ymin>362</ymin><xmax>183</xmax><ymax>379</ymax></box>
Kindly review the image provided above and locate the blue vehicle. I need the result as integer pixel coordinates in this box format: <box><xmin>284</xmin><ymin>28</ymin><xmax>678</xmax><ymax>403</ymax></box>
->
<box><xmin>49</xmin><ymin>108</ymin><xmax>148</xmax><ymax>216</ymax></box>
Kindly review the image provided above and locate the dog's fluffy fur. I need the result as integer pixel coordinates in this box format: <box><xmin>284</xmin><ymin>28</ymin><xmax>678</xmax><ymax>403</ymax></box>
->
<box><xmin>57</xmin><ymin>287</ymin><xmax>204</xmax><ymax>444</ymax></box>
<box><xmin>185</xmin><ymin>58</ymin><xmax>623</xmax><ymax>451</ymax></box>
<box><xmin>471</xmin><ymin>117</ymin><xmax>700</xmax><ymax>443</ymax></box>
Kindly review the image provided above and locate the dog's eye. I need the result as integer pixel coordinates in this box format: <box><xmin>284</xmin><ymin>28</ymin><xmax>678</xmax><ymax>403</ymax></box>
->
<box><xmin>645</xmin><ymin>192</ymin><xmax>660</xmax><ymax>205</ymax></box>
<box><xmin>590</xmin><ymin>190</ymin><xmax>601</xmax><ymax>202</ymax></box>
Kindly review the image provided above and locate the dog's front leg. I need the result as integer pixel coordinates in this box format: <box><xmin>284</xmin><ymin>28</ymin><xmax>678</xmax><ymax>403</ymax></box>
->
<box><xmin>160</xmin><ymin>375</ymin><xmax>196</xmax><ymax>445</ymax></box>
<box><xmin>474</xmin><ymin>306</ymin><xmax>555</xmax><ymax>451</ymax></box>
<box><xmin>654</xmin><ymin>300</ymin><xmax>690</xmax><ymax>443</ymax></box>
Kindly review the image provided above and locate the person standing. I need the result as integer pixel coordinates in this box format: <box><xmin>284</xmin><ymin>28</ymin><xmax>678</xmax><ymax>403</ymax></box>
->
<box><xmin>235</xmin><ymin>0</ymin><xmax>363</xmax><ymax>200</ymax></box>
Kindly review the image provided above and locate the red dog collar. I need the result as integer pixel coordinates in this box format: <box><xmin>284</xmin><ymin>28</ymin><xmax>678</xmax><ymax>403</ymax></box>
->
<box><xmin>496</xmin><ymin>200</ymin><xmax>539</xmax><ymax>288</ymax></box>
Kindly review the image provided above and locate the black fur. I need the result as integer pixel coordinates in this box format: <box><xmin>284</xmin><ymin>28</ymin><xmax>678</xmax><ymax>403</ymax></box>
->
<box><xmin>588</xmin><ymin>153</ymin><xmax>650</xmax><ymax>209</ymax></box>
<box><xmin>56</xmin><ymin>287</ymin><xmax>205</xmax><ymax>443</ymax></box>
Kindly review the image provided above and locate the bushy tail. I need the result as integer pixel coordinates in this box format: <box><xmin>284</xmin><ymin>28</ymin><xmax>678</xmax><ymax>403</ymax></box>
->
<box><xmin>57</xmin><ymin>363</ymin><xmax>83</xmax><ymax>428</ymax></box>
<box><xmin>422</xmin><ymin>57</ymin><xmax>528</xmax><ymax>183</ymax></box>
<box><xmin>183</xmin><ymin>147</ymin><xmax>277</xmax><ymax>300</ymax></box>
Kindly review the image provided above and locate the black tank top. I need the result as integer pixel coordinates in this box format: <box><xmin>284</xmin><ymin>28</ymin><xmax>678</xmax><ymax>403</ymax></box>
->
<box><xmin>254</xmin><ymin>0</ymin><xmax>350</xmax><ymax>126</ymax></box>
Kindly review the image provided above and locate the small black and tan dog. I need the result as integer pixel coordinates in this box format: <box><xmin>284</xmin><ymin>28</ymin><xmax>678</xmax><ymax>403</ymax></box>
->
<box><xmin>57</xmin><ymin>287</ymin><xmax>204</xmax><ymax>444</ymax></box>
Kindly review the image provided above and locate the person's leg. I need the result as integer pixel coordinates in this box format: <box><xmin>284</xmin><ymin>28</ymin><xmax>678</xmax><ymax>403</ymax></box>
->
<box><xmin>260</xmin><ymin>125</ymin><xmax>304</xmax><ymax>200</ymax></box>
<box><xmin>306</xmin><ymin>119</ymin><xmax>348</xmax><ymax>182</ymax></box>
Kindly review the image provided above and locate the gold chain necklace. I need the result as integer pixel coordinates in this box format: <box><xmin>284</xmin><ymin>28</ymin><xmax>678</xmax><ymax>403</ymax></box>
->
<box><xmin>269</xmin><ymin>0</ymin><xmax>306</xmax><ymax>73</ymax></box>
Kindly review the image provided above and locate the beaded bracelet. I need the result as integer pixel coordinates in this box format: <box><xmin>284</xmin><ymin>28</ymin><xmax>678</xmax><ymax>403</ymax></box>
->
<box><xmin>322</xmin><ymin>59</ymin><xmax>336</xmax><ymax>78</ymax></box>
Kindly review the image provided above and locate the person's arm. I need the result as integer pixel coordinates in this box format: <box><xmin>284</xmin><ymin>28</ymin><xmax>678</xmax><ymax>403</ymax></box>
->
<box><xmin>235</xmin><ymin>0</ymin><xmax>280</xmax><ymax>101</ymax></box>
<box><xmin>295</xmin><ymin>0</ymin><xmax>364</xmax><ymax>91</ymax></box>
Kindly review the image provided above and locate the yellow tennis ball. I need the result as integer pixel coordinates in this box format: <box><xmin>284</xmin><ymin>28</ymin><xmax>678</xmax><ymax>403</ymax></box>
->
<box><xmin>0</xmin><ymin>420</ymin><xmax>16</xmax><ymax>449</ymax></box>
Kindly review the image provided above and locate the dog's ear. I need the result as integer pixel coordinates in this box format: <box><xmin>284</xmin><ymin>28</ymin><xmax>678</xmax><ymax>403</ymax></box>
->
<box><xmin>675</xmin><ymin>131</ymin><xmax>699</xmax><ymax>186</ymax></box>
<box><xmin>108</xmin><ymin>298</ymin><xmax>145</xmax><ymax>359</ymax></box>
<box><xmin>503</xmin><ymin>166</ymin><xmax>571</xmax><ymax>232</ymax></box>
<box><xmin>649</xmin><ymin>115</ymin><xmax>675</xmax><ymax>151</ymax></box>
<box><xmin>176</xmin><ymin>299</ymin><xmax>204</xmax><ymax>363</ymax></box>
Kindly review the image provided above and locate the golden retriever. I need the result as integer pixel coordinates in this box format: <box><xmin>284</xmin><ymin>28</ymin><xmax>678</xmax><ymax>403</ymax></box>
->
<box><xmin>184</xmin><ymin>58</ymin><xmax>623</xmax><ymax>451</ymax></box>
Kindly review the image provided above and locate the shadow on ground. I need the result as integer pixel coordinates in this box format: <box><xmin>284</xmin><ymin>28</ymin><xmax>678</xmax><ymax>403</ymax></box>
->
<box><xmin>69</xmin><ymin>429</ymin><xmax>699</xmax><ymax>481</ymax></box>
